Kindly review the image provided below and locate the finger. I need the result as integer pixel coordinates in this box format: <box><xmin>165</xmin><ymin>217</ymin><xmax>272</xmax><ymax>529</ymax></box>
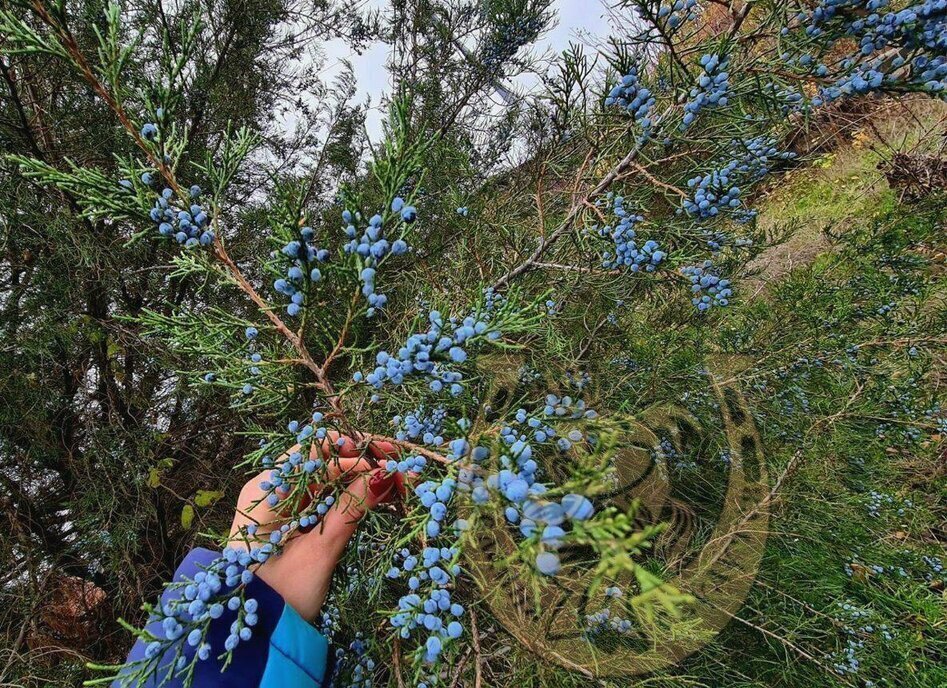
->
<box><xmin>253</xmin><ymin>470</ymin><xmax>397</xmax><ymax>622</ymax></box>
<box><xmin>230</xmin><ymin>435</ymin><xmax>402</xmax><ymax>543</ymax></box>
<box><xmin>366</xmin><ymin>439</ymin><xmax>398</xmax><ymax>461</ymax></box>
<box><xmin>318</xmin><ymin>468</ymin><xmax>401</xmax><ymax>535</ymax></box>
<box><xmin>228</xmin><ymin>469</ymin><xmax>277</xmax><ymax>544</ymax></box>
<box><xmin>315</xmin><ymin>436</ymin><xmax>374</xmax><ymax>480</ymax></box>
<box><xmin>317</xmin><ymin>433</ymin><xmax>399</xmax><ymax>481</ymax></box>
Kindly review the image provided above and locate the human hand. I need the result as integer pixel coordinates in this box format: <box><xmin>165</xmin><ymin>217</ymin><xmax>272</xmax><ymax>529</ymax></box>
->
<box><xmin>226</xmin><ymin>432</ymin><xmax>402</xmax><ymax>621</ymax></box>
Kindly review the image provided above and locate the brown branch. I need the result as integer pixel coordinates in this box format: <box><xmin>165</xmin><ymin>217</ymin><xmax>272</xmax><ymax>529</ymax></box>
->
<box><xmin>533</xmin><ymin>262</ymin><xmax>620</xmax><ymax>276</ymax></box>
<box><xmin>31</xmin><ymin>1</ymin><xmax>181</xmax><ymax>196</ymax></box>
<box><xmin>469</xmin><ymin>607</ymin><xmax>483</xmax><ymax>688</ymax></box>
<box><xmin>725</xmin><ymin>2</ymin><xmax>753</xmax><ymax>41</ymax></box>
<box><xmin>391</xmin><ymin>636</ymin><xmax>406</xmax><ymax>688</ymax></box>
<box><xmin>583</xmin><ymin>198</ymin><xmax>608</xmax><ymax>224</ymax></box>
<box><xmin>576</xmin><ymin>317</ymin><xmax>610</xmax><ymax>362</ymax></box>
<box><xmin>211</xmin><ymin>243</ymin><xmax>326</xmax><ymax>377</ymax></box>
<box><xmin>619</xmin><ymin>161</ymin><xmax>688</xmax><ymax>198</ymax></box>
<box><xmin>362</xmin><ymin>434</ymin><xmax>452</xmax><ymax>466</ymax></box>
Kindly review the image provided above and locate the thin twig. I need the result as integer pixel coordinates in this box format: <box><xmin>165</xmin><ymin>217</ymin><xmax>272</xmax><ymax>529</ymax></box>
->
<box><xmin>363</xmin><ymin>434</ymin><xmax>452</xmax><ymax>466</ymax></box>
<box><xmin>533</xmin><ymin>262</ymin><xmax>620</xmax><ymax>275</ymax></box>
<box><xmin>490</xmin><ymin>112</ymin><xmax>669</xmax><ymax>290</ymax></box>
<box><xmin>448</xmin><ymin>647</ymin><xmax>473</xmax><ymax>688</ymax></box>
<box><xmin>625</xmin><ymin>161</ymin><xmax>688</xmax><ymax>197</ymax></box>
<box><xmin>392</xmin><ymin>636</ymin><xmax>406</xmax><ymax>688</ymax></box>
<box><xmin>707</xmin><ymin>600</ymin><xmax>856</xmax><ymax>686</ymax></box>
<box><xmin>469</xmin><ymin>607</ymin><xmax>483</xmax><ymax>688</ymax></box>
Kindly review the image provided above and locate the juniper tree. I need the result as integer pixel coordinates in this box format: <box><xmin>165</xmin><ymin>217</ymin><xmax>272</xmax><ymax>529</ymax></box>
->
<box><xmin>0</xmin><ymin>0</ymin><xmax>944</xmax><ymax>686</ymax></box>
<box><xmin>0</xmin><ymin>0</ymin><xmax>377</xmax><ymax>682</ymax></box>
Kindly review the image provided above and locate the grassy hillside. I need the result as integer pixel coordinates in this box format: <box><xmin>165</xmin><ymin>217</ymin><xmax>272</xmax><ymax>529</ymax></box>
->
<box><xmin>438</xmin><ymin>103</ymin><xmax>947</xmax><ymax>688</ymax></box>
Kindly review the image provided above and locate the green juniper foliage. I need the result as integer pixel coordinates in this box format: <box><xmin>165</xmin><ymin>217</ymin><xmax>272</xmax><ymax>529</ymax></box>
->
<box><xmin>0</xmin><ymin>0</ymin><xmax>945</xmax><ymax>687</ymax></box>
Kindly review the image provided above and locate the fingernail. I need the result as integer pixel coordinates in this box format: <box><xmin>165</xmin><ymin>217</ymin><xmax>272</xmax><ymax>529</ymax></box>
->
<box><xmin>368</xmin><ymin>471</ymin><xmax>397</xmax><ymax>500</ymax></box>
<box><xmin>393</xmin><ymin>471</ymin><xmax>406</xmax><ymax>497</ymax></box>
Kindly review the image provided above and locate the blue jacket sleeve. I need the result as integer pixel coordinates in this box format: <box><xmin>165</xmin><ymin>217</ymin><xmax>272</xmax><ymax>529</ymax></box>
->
<box><xmin>114</xmin><ymin>547</ymin><xmax>329</xmax><ymax>688</ymax></box>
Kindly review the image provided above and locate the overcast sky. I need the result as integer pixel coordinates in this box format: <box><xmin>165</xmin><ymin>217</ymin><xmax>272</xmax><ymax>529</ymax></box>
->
<box><xmin>317</xmin><ymin>0</ymin><xmax>612</xmax><ymax>140</ymax></box>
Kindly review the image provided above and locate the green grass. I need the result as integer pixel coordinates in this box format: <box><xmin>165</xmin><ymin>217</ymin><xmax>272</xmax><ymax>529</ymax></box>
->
<box><xmin>749</xmin><ymin>98</ymin><xmax>945</xmax><ymax>290</ymax></box>
<box><xmin>673</xmin><ymin>196</ymin><xmax>946</xmax><ymax>688</ymax></box>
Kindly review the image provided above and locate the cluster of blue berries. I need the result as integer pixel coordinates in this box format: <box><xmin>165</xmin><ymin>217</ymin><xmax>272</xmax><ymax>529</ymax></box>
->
<box><xmin>738</xmin><ymin>136</ymin><xmax>793</xmax><ymax>176</ymax></box>
<box><xmin>505</xmin><ymin>489</ymin><xmax>595</xmax><ymax>576</ymax></box>
<box><xmin>680</xmin><ymin>163</ymin><xmax>743</xmax><ymax>220</ymax></box>
<box><xmin>317</xmin><ymin>601</ymin><xmax>341</xmax><ymax>644</ymax></box>
<box><xmin>353</xmin><ymin>310</ymin><xmax>500</xmax><ymax>395</ymax></box>
<box><xmin>481</xmin><ymin>14</ymin><xmax>544</xmax><ymax>70</ymax></box>
<box><xmin>459</xmin><ymin>404</ymin><xmax>597</xmax><ymax>576</ymax></box>
<box><xmin>876</xmin><ymin>301</ymin><xmax>896</xmax><ymax>316</ymax></box>
<box><xmin>260</xmin><ymin>454</ymin><xmax>335</xmax><ymax>529</ymax></box>
<box><xmin>144</xmin><ymin>184</ymin><xmax>213</xmax><ymax>248</ymax></box>
<box><xmin>413</xmin><ymin>475</ymin><xmax>460</xmax><ymax>538</ymax></box>
<box><xmin>342</xmin><ymin>199</ymin><xmax>413</xmax><ymax>318</ymax></box>
<box><xmin>865</xmin><ymin>490</ymin><xmax>913</xmax><ymax>518</ymax></box>
<box><xmin>921</xmin><ymin>554</ymin><xmax>944</xmax><ymax>581</ymax></box>
<box><xmin>372</xmin><ymin>407</ymin><xmax>583</xmax><ymax>667</ymax></box>
<box><xmin>779</xmin><ymin>52</ymin><xmax>828</xmax><ymax>79</ymax></box>
<box><xmin>705</xmin><ymin>231</ymin><xmax>728</xmax><ymax>253</ymax></box>
<box><xmin>541</xmin><ymin>393</ymin><xmax>599</xmax><ymax>422</ymax></box>
<box><xmin>767</xmin><ymin>80</ymin><xmax>807</xmax><ymax>116</ymax></box>
<box><xmin>681</xmin><ymin>54</ymin><xmax>730</xmax><ymax>129</ymax></box>
<box><xmin>598</xmin><ymin>195</ymin><xmax>665</xmax><ymax>271</ymax></box>
<box><xmin>456</xmin><ymin>206</ymin><xmax>469</xmax><ymax>217</ymax></box>
<box><xmin>510</xmin><ymin>407</ymin><xmax>556</xmax><ymax>442</ymax></box>
<box><xmin>340</xmin><ymin>635</ymin><xmax>375</xmax><ymax>687</ymax></box>
<box><xmin>565</xmin><ymin>369</ymin><xmax>592</xmax><ymax>391</ymax></box>
<box><xmin>656</xmin><ymin>0</ymin><xmax>699</xmax><ymax>29</ymax></box>
<box><xmin>655</xmin><ymin>436</ymin><xmax>697</xmax><ymax>471</ymax></box>
<box><xmin>817</xmin><ymin>66</ymin><xmax>887</xmax><ymax>104</ymax></box>
<box><xmin>585</xmin><ymin>607</ymin><xmax>633</xmax><ymax>635</ymax></box>
<box><xmin>254</xmin><ymin>405</ymin><xmax>345</xmax><ymax>529</ymax></box>
<box><xmin>238</xmin><ymin>326</ymin><xmax>264</xmax><ymax>396</ymax></box>
<box><xmin>843</xmin><ymin>554</ymin><xmax>907</xmax><ymax>579</ymax></box>
<box><xmin>517</xmin><ymin>363</ymin><xmax>542</xmax><ymax>385</ymax></box>
<box><xmin>143</xmin><ymin>543</ymin><xmax>276</xmax><ymax>668</ymax></box>
<box><xmin>273</xmin><ymin>225</ymin><xmax>329</xmax><ymax>317</ymax></box>
<box><xmin>392</xmin><ymin>406</ymin><xmax>447</xmax><ymax>444</ymax></box>
<box><xmin>680</xmin><ymin>137</ymin><xmax>793</xmax><ymax>221</ymax></box>
<box><xmin>386</xmin><ymin>546</ymin><xmax>465</xmax><ymax>663</ymax></box>
<box><xmin>824</xmin><ymin>601</ymin><xmax>896</xmax><ymax>678</ymax></box>
<box><xmin>793</xmin><ymin>0</ymin><xmax>947</xmax><ymax>103</ymax></box>
<box><xmin>828</xmin><ymin>636</ymin><xmax>866</xmax><ymax>676</ymax></box>
<box><xmin>704</xmin><ymin>229</ymin><xmax>752</xmax><ymax>253</ymax></box>
<box><xmin>584</xmin><ymin>586</ymin><xmax>633</xmax><ymax>636</ymax></box>
<box><xmin>605</xmin><ymin>66</ymin><xmax>655</xmax><ymax>135</ymax></box>
<box><xmin>481</xmin><ymin>286</ymin><xmax>506</xmax><ymax>314</ymax></box>
<box><xmin>682</xmin><ymin>261</ymin><xmax>732</xmax><ymax>311</ymax></box>
<box><xmin>610</xmin><ymin>355</ymin><xmax>640</xmax><ymax>372</ymax></box>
